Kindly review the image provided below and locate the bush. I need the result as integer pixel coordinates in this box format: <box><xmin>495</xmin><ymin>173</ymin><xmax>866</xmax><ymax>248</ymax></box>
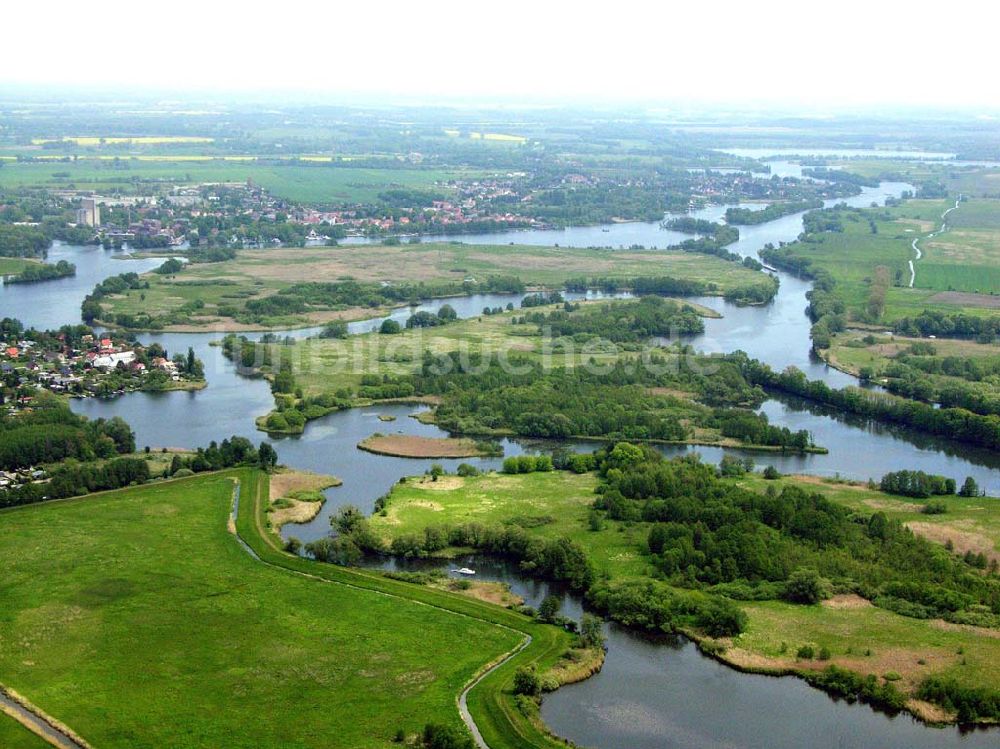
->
<box><xmin>784</xmin><ymin>568</ymin><xmax>832</xmax><ymax>605</ymax></box>
<box><xmin>797</xmin><ymin>645</ymin><xmax>815</xmax><ymax>659</ymax></box>
<box><xmin>921</xmin><ymin>500</ymin><xmax>948</xmax><ymax>515</ymax></box>
<box><xmin>420</xmin><ymin>723</ymin><xmax>474</xmax><ymax>749</ymax></box>
<box><xmin>512</xmin><ymin>666</ymin><xmax>541</xmax><ymax>696</ymax></box>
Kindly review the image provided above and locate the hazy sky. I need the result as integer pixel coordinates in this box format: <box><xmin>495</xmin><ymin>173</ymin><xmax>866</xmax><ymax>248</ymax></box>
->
<box><xmin>2</xmin><ymin>0</ymin><xmax>996</xmax><ymax>109</ymax></box>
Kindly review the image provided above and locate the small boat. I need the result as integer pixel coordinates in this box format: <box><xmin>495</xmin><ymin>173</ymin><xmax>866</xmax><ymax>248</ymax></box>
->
<box><xmin>453</xmin><ymin>567</ymin><xmax>476</xmax><ymax>576</ymax></box>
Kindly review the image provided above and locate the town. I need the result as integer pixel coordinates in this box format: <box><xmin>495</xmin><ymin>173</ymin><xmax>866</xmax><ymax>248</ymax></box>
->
<box><xmin>0</xmin><ymin>318</ymin><xmax>205</xmax><ymax>411</ymax></box>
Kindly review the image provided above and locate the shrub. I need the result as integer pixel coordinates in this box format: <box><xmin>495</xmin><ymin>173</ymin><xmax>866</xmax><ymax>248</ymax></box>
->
<box><xmin>512</xmin><ymin>666</ymin><xmax>541</xmax><ymax>696</ymax></box>
<box><xmin>784</xmin><ymin>568</ymin><xmax>832</xmax><ymax>605</ymax></box>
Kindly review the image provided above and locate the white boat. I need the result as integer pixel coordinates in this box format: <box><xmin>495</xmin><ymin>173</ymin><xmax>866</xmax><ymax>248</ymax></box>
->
<box><xmin>453</xmin><ymin>567</ymin><xmax>476</xmax><ymax>576</ymax></box>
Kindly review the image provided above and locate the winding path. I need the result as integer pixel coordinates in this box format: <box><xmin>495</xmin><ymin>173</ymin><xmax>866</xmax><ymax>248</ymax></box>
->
<box><xmin>909</xmin><ymin>195</ymin><xmax>962</xmax><ymax>288</ymax></box>
<box><xmin>228</xmin><ymin>478</ymin><xmax>527</xmax><ymax>749</ymax></box>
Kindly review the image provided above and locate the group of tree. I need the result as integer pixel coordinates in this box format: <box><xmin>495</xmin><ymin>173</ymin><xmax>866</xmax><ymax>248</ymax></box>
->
<box><xmin>521</xmin><ymin>296</ymin><xmax>705</xmax><ymax>341</ymax></box>
<box><xmin>725</xmin><ymin>199</ymin><xmax>823</xmax><ymax>225</ymax></box>
<box><xmin>592</xmin><ymin>446</ymin><xmax>1000</xmax><ymax>627</ymax></box>
<box><xmin>0</xmin><ymin>393</ymin><xmax>134</xmax><ymax>471</ymax></box>
<box><xmin>738</xmin><ymin>355</ymin><xmax>1000</xmax><ymax>452</ymax></box>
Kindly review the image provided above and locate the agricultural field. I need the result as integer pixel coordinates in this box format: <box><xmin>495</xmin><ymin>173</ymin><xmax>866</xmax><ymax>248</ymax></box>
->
<box><xmin>0</xmin><ymin>159</ymin><xmax>475</xmax><ymax>204</ymax></box>
<box><xmin>373</xmin><ymin>468</ymin><xmax>1000</xmax><ymax>717</ymax></box>
<box><xmin>770</xmin><ymin>198</ymin><xmax>999</xmax><ymax>320</ymax></box>
<box><xmin>834</xmin><ymin>160</ymin><xmax>1000</xmax><ymax>198</ymax></box>
<box><xmin>30</xmin><ymin>136</ymin><xmax>217</xmax><ymax>146</ymax></box>
<box><xmin>100</xmin><ymin>242</ymin><xmax>761</xmax><ymax>330</ymax></box>
<box><xmin>0</xmin><ymin>470</ymin><xmax>523</xmax><ymax>748</ymax></box>
<box><xmin>920</xmin><ymin>198</ymin><xmax>1000</xmax><ymax>295</ymax></box>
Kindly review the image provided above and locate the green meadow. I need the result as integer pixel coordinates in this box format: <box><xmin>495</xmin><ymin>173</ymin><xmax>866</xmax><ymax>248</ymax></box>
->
<box><xmin>0</xmin><ymin>471</ymin><xmax>525</xmax><ymax>748</ymax></box>
<box><xmin>101</xmin><ymin>241</ymin><xmax>762</xmax><ymax>330</ymax></box>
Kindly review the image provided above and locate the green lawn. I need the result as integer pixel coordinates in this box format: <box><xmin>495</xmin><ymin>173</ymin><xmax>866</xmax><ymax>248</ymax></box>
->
<box><xmin>0</xmin><ymin>470</ymin><xmax>522</xmax><ymax>748</ymax></box>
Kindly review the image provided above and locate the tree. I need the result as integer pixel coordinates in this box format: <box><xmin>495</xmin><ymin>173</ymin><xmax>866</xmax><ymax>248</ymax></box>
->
<box><xmin>959</xmin><ymin>476</ymin><xmax>980</xmax><ymax>498</ymax></box>
<box><xmin>784</xmin><ymin>567</ymin><xmax>831</xmax><ymax>605</ymax></box>
<box><xmin>538</xmin><ymin>594</ymin><xmax>561</xmax><ymax>622</ymax></box>
<box><xmin>257</xmin><ymin>442</ymin><xmax>278</xmax><ymax>471</ymax></box>
<box><xmin>580</xmin><ymin>613</ymin><xmax>605</xmax><ymax>649</ymax></box>
<box><xmin>380</xmin><ymin>318</ymin><xmax>401</xmax><ymax>334</ymax></box>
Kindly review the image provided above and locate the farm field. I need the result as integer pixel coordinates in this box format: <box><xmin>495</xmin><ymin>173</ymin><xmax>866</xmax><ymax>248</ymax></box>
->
<box><xmin>834</xmin><ymin>160</ymin><xmax>1000</xmax><ymax>198</ymax></box>
<box><xmin>0</xmin><ymin>470</ymin><xmax>523</xmax><ymax>749</ymax></box>
<box><xmin>770</xmin><ymin>198</ymin><xmax>999</xmax><ymax>320</ymax></box>
<box><xmin>374</xmin><ymin>468</ymin><xmax>1000</xmax><ymax>716</ymax></box>
<box><xmin>920</xmin><ymin>198</ymin><xmax>1000</xmax><ymax>295</ymax></box>
<box><xmin>100</xmin><ymin>242</ymin><xmax>761</xmax><ymax>330</ymax></box>
<box><xmin>0</xmin><ymin>159</ymin><xmax>475</xmax><ymax>204</ymax></box>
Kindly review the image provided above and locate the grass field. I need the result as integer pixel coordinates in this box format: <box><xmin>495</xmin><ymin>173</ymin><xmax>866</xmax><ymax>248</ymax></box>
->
<box><xmin>0</xmin><ymin>160</ymin><xmax>474</xmax><ymax>204</ymax></box>
<box><xmin>373</xmin><ymin>468</ymin><xmax>1000</xmax><ymax>714</ymax></box>
<box><xmin>919</xmin><ymin>198</ymin><xmax>1000</xmax><ymax>294</ymax></box>
<box><xmin>835</xmin><ymin>160</ymin><xmax>1000</xmax><ymax>198</ymax></box>
<box><xmin>372</xmin><ymin>471</ymin><xmax>648</xmax><ymax>579</ymax></box>
<box><xmin>102</xmin><ymin>242</ymin><xmax>759</xmax><ymax>330</ymax></box>
<box><xmin>0</xmin><ymin>470</ymin><xmax>526</xmax><ymax>748</ymax></box>
<box><xmin>0</xmin><ymin>258</ymin><xmax>40</xmax><ymax>276</ymax></box>
<box><xmin>0</xmin><ymin>714</ymin><xmax>51</xmax><ymax>749</ymax></box>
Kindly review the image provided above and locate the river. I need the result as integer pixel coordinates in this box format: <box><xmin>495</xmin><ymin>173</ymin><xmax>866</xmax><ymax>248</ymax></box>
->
<box><xmin>4</xmin><ymin>178</ymin><xmax>1000</xmax><ymax>748</ymax></box>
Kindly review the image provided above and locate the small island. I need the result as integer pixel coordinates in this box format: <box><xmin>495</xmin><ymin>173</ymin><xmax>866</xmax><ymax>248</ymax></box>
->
<box><xmin>357</xmin><ymin>433</ymin><xmax>494</xmax><ymax>459</ymax></box>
